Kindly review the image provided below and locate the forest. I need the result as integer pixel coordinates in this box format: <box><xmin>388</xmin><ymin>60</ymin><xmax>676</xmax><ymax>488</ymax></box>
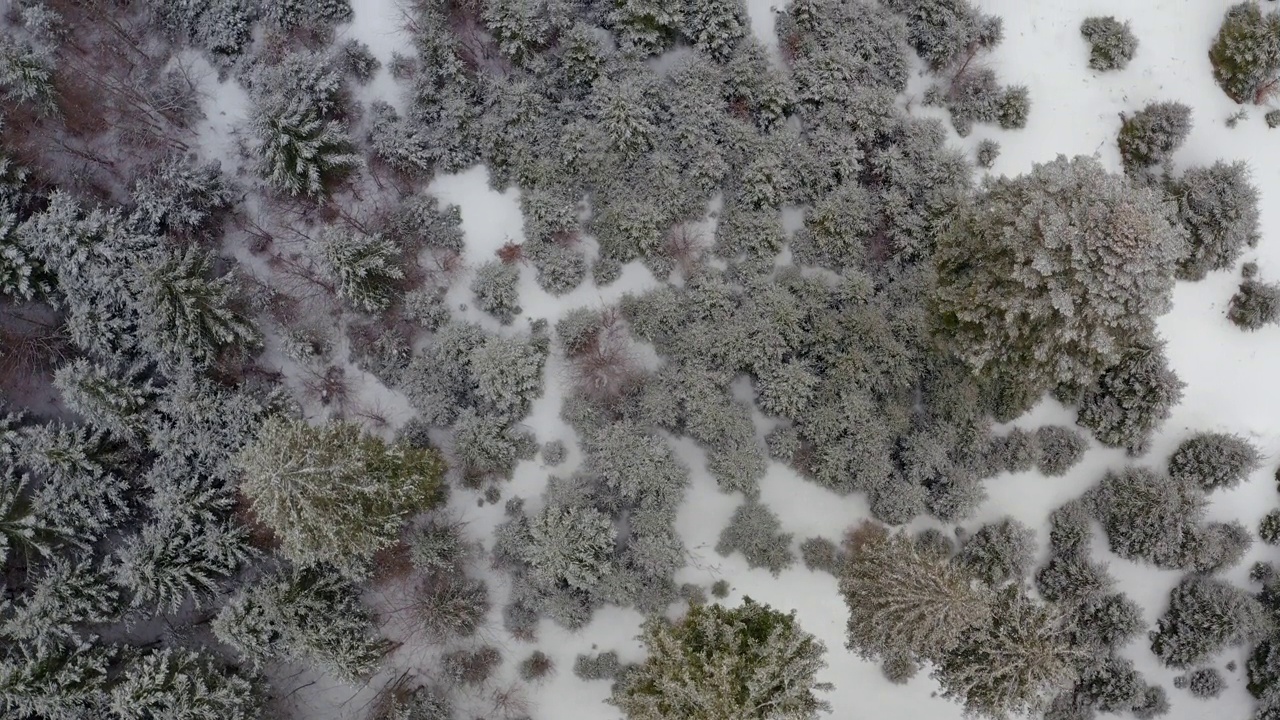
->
<box><xmin>1</xmin><ymin>0</ymin><xmax>1280</xmax><ymax>718</ymax></box>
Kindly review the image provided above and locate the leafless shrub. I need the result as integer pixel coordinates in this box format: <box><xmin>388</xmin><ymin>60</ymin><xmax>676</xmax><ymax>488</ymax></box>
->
<box><xmin>568</xmin><ymin>307</ymin><xmax>641</xmax><ymax>401</ymax></box>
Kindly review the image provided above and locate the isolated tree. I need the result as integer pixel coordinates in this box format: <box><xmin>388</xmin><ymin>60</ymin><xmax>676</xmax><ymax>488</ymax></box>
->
<box><xmin>840</xmin><ymin>523</ymin><xmax>991</xmax><ymax>662</ymax></box>
<box><xmin>715</xmin><ymin>499</ymin><xmax>795</xmax><ymax>576</ymax></box>
<box><xmin>471</xmin><ymin>260</ymin><xmax>521</xmax><ymax>324</ymax></box>
<box><xmin>1167</xmin><ymin>432</ymin><xmax>1260</xmax><ymax>491</ymax></box>
<box><xmin>1170</xmin><ymin>161</ymin><xmax>1261</xmax><ymax>280</ymax></box>
<box><xmin>935</xmin><ymin>587</ymin><xmax>1080</xmax><ymax>719</ymax></box>
<box><xmin>610</xmin><ymin>599</ymin><xmax>832</xmax><ymax>720</ymax></box>
<box><xmin>133</xmin><ymin>247</ymin><xmax>258</xmax><ymax>368</ymax></box>
<box><xmin>108</xmin><ymin>648</ymin><xmax>261</xmax><ymax>720</ymax></box>
<box><xmin>236</xmin><ymin>417</ymin><xmax>444</xmax><ymax>576</ymax></box>
<box><xmin>212</xmin><ymin>566</ymin><xmax>388</xmax><ymax>681</ymax></box>
<box><xmin>1076</xmin><ymin>343</ymin><xmax>1184</xmax><ymax>453</ymax></box>
<box><xmin>935</xmin><ymin>155</ymin><xmax>1186</xmax><ymax>416</ymax></box>
<box><xmin>316</xmin><ymin>227</ymin><xmax>404</xmax><ymax>313</ymax></box>
<box><xmin>251</xmin><ymin>98</ymin><xmax>360</xmax><ymax>198</ymax></box>
<box><xmin>1080</xmin><ymin>16</ymin><xmax>1138</xmax><ymax>71</ymax></box>
<box><xmin>1210</xmin><ymin>2</ymin><xmax>1280</xmax><ymax>104</ymax></box>
<box><xmin>1230</xmin><ymin>277</ymin><xmax>1280</xmax><ymax>330</ymax></box>
<box><xmin>1150</xmin><ymin>575</ymin><xmax>1270</xmax><ymax>667</ymax></box>
<box><xmin>1118</xmin><ymin>102</ymin><xmax>1192</xmax><ymax>173</ymax></box>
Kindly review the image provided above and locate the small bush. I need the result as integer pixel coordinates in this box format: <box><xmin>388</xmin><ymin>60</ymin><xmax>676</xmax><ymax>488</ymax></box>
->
<box><xmin>1118</xmin><ymin>102</ymin><xmax>1192</xmax><ymax>173</ymax></box>
<box><xmin>574</xmin><ymin>651</ymin><xmax>621</xmax><ymax>680</ymax></box>
<box><xmin>1260</xmin><ymin>510</ymin><xmax>1280</xmax><ymax>544</ymax></box>
<box><xmin>593</xmin><ymin>257</ymin><xmax>623</xmax><ymax>287</ymax></box>
<box><xmin>1035</xmin><ymin>426</ymin><xmax>1088</xmax><ymax>476</ymax></box>
<box><xmin>471</xmin><ymin>261</ymin><xmax>521</xmax><ymax>324</ymax></box>
<box><xmin>542</xmin><ymin>439</ymin><xmax>567</xmax><ymax>466</ymax></box>
<box><xmin>412</xmin><ymin>574</ymin><xmax>490</xmax><ymax>639</ymax></box>
<box><xmin>1171</xmin><ymin>161</ymin><xmax>1261</xmax><ymax>281</ymax></box>
<box><xmin>442</xmin><ymin>646</ymin><xmax>502</xmax><ymax>685</ymax></box>
<box><xmin>1168</xmin><ymin>432</ymin><xmax>1260</xmax><ymax>491</ymax></box>
<box><xmin>679</xmin><ymin>582</ymin><xmax>707</xmax><ymax>606</ymax></box>
<box><xmin>799</xmin><ymin>536</ymin><xmax>842</xmax><ymax>575</ymax></box>
<box><xmin>1209</xmin><ymin>2</ymin><xmax>1280</xmax><ymax>104</ymax></box>
<box><xmin>955</xmin><ymin>517</ymin><xmax>1036</xmax><ymax>585</ymax></box>
<box><xmin>1187</xmin><ymin>667</ymin><xmax>1226</xmax><ymax>698</ymax></box>
<box><xmin>710</xmin><ymin>579</ymin><xmax>730</xmax><ymax>598</ymax></box>
<box><xmin>518</xmin><ymin>650</ymin><xmax>555</xmax><ymax>681</ymax></box>
<box><xmin>882</xmin><ymin>653</ymin><xmax>920</xmax><ymax>684</ymax></box>
<box><xmin>715</xmin><ymin>500</ymin><xmax>795</xmax><ymax>576</ymax></box>
<box><xmin>976</xmin><ymin>139</ymin><xmax>1000</xmax><ymax>168</ymax></box>
<box><xmin>1132</xmin><ymin>685</ymin><xmax>1170</xmax><ymax>719</ymax></box>
<box><xmin>1268</xmin><ymin>109</ymin><xmax>1280</xmax><ymax>127</ymax></box>
<box><xmin>1229</xmin><ymin>278</ymin><xmax>1280</xmax><ymax>330</ymax></box>
<box><xmin>1081</xmin><ymin>17</ymin><xmax>1138</xmax><ymax>71</ymax></box>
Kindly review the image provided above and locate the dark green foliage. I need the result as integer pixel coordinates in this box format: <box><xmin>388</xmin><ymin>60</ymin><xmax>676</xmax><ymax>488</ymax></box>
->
<box><xmin>1230</xmin><ymin>278</ymin><xmax>1280</xmax><ymax>330</ymax></box>
<box><xmin>1118</xmin><ymin>102</ymin><xmax>1192</xmax><ymax>173</ymax></box>
<box><xmin>1035</xmin><ymin>426</ymin><xmax>1087</xmax><ymax>476</ymax></box>
<box><xmin>715</xmin><ymin>500</ymin><xmax>795</xmax><ymax>576</ymax></box>
<box><xmin>1210</xmin><ymin>2</ymin><xmax>1280</xmax><ymax>103</ymax></box>
<box><xmin>1076</xmin><ymin>344</ymin><xmax>1184</xmax><ymax>454</ymax></box>
<box><xmin>1170</xmin><ymin>161</ymin><xmax>1261</xmax><ymax>280</ymax></box>
<box><xmin>1261</xmin><ymin>510</ymin><xmax>1280</xmax><ymax>544</ymax></box>
<box><xmin>1150</xmin><ymin>575</ymin><xmax>1270</xmax><ymax>668</ymax></box>
<box><xmin>1080</xmin><ymin>17</ymin><xmax>1138</xmax><ymax>71</ymax></box>
<box><xmin>1186</xmin><ymin>667</ymin><xmax>1225</xmax><ymax>698</ymax></box>
<box><xmin>1168</xmin><ymin>432</ymin><xmax>1261</xmax><ymax>490</ymax></box>
<box><xmin>955</xmin><ymin>517</ymin><xmax>1036</xmax><ymax>586</ymax></box>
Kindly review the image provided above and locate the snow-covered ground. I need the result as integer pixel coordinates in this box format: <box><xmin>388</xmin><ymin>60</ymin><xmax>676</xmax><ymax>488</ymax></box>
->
<box><xmin>193</xmin><ymin>0</ymin><xmax>1280</xmax><ymax>717</ymax></box>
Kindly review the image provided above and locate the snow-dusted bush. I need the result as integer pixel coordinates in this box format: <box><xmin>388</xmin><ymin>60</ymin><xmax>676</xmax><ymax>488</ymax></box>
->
<box><xmin>1080</xmin><ymin>17</ymin><xmax>1138</xmax><ymax>71</ymax></box>
<box><xmin>523</xmin><ymin>503</ymin><xmax>617</xmax><ymax>592</ymax></box>
<box><xmin>610</xmin><ymin>600</ymin><xmax>832</xmax><ymax>719</ymax></box>
<box><xmin>956</xmin><ymin>518</ymin><xmax>1036</xmax><ymax>586</ymax></box>
<box><xmin>987</xmin><ymin>428</ymin><xmax>1036</xmax><ymax>473</ymax></box>
<box><xmin>715</xmin><ymin>500</ymin><xmax>795</xmax><ymax>576</ymax></box>
<box><xmin>1086</xmin><ymin>467</ymin><xmax>1211</xmax><ymax>570</ymax></box>
<box><xmin>925</xmin><ymin>71</ymin><xmax>1029</xmax><ymax>136</ymax></box>
<box><xmin>1229</xmin><ymin>278</ymin><xmax>1280</xmax><ymax>330</ymax></box>
<box><xmin>339</xmin><ymin>40</ymin><xmax>380</xmax><ymax>83</ymax></box>
<box><xmin>236</xmin><ymin>418</ymin><xmax>444</xmax><ymax>577</ymax></box>
<box><xmin>1034</xmin><ymin>426</ymin><xmax>1087</xmax><ymax>476</ymax></box>
<box><xmin>1150</xmin><ymin>575</ymin><xmax>1269</xmax><ymax>668</ymax></box>
<box><xmin>592</xmin><ymin>256</ymin><xmax>623</xmax><ymax>287</ymax></box>
<box><xmin>800</xmin><ymin>536</ymin><xmax>842</xmax><ymax>575</ymax></box>
<box><xmin>471</xmin><ymin>260</ymin><xmax>521</xmax><ymax>324</ymax></box>
<box><xmin>1118</xmin><ymin>101</ymin><xmax>1192</xmax><ymax>174</ymax></box>
<box><xmin>1260</xmin><ymin>510</ymin><xmax>1280</xmax><ymax>545</ymax></box>
<box><xmin>936</xmin><ymin>155</ymin><xmax>1186</xmax><ymax>418</ymax></box>
<box><xmin>1167</xmin><ymin>431</ymin><xmax>1260</xmax><ymax>491</ymax></box>
<box><xmin>1073</xmin><ymin>655</ymin><xmax>1148</xmax><ymax>714</ymax></box>
<box><xmin>541</xmin><ymin>439</ymin><xmax>567</xmax><ymax>466</ymax></box>
<box><xmin>1210</xmin><ymin>2</ymin><xmax>1280</xmax><ymax>104</ymax></box>
<box><xmin>1170</xmin><ymin>161</ymin><xmax>1261</xmax><ymax>280</ymax></box>
<box><xmin>976</xmin><ymin>139</ymin><xmax>1000</xmax><ymax>168</ymax></box>
<box><xmin>451</xmin><ymin>409</ymin><xmax>537</xmax><ymax>483</ymax></box>
<box><xmin>1185</xmin><ymin>668</ymin><xmax>1226</xmax><ymax>698</ymax></box>
<box><xmin>1076</xmin><ymin>343</ymin><xmax>1185</xmax><ymax>453</ymax></box>
<box><xmin>441</xmin><ymin>646</ymin><xmax>502</xmax><ymax>686</ymax></box>
<box><xmin>1072</xmin><ymin>592</ymin><xmax>1145</xmax><ymax>651</ymax></box>
<box><xmin>519</xmin><ymin>650</ymin><xmax>555</xmax><ymax>681</ymax></box>
<box><xmin>574</xmin><ymin>651</ymin><xmax>621</xmax><ymax>680</ymax></box>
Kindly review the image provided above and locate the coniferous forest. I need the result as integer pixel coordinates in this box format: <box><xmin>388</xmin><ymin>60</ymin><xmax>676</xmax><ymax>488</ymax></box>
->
<box><xmin>2</xmin><ymin>0</ymin><xmax>1280</xmax><ymax>718</ymax></box>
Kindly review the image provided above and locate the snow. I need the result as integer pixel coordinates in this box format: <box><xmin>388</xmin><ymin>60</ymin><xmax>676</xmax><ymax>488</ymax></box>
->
<box><xmin>186</xmin><ymin>0</ymin><xmax>1280</xmax><ymax>718</ymax></box>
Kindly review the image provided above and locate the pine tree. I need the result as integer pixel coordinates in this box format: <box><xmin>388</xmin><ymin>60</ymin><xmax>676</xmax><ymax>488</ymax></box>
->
<box><xmin>471</xmin><ymin>259</ymin><xmax>522</xmax><ymax>324</ymax></box>
<box><xmin>316</xmin><ymin>226</ymin><xmax>404</xmax><ymax>312</ymax></box>
<box><xmin>1170</xmin><ymin>161</ymin><xmax>1260</xmax><ymax>281</ymax></box>
<box><xmin>108</xmin><ymin>648</ymin><xmax>261</xmax><ymax>720</ymax></box>
<box><xmin>610</xmin><ymin>599</ymin><xmax>832</xmax><ymax>720</ymax></box>
<box><xmin>261</xmin><ymin>0</ymin><xmax>352</xmax><ymax>28</ymax></box>
<box><xmin>236</xmin><ymin>417</ymin><xmax>444</xmax><ymax>577</ymax></box>
<box><xmin>1</xmin><ymin>556</ymin><xmax>120</xmax><ymax>651</ymax></box>
<box><xmin>0</xmin><ymin>38</ymin><xmax>55</xmax><ymax>112</ymax></box>
<box><xmin>0</xmin><ymin>467</ymin><xmax>67</xmax><ymax>565</ymax></box>
<box><xmin>0</xmin><ymin>205</ymin><xmax>39</xmax><ymax>300</ymax></box>
<box><xmin>523</xmin><ymin>503</ymin><xmax>617</xmax><ymax>592</ymax></box>
<box><xmin>113</xmin><ymin>517</ymin><xmax>252</xmax><ymax>614</ymax></box>
<box><xmin>251</xmin><ymin>98</ymin><xmax>360</xmax><ymax>198</ymax></box>
<box><xmin>956</xmin><ymin>517</ymin><xmax>1036</xmax><ymax>586</ymax></box>
<box><xmin>936</xmin><ymin>155</ymin><xmax>1186</xmax><ymax>417</ymax></box>
<box><xmin>840</xmin><ymin>523</ymin><xmax>991</xmax><ymax>662</ymax></box>
<box><xmin>1086</xmin><ymin>467</ymin><xmax>1207</xmax><ymax>569</ymax></box>
<box><xmin>53</xmin><ymin>359</ymin><xmax>157</xmax><ymax>441</ymax></box>
<box><xmin>470</xmin><ymin>334</ymin><xmax>548</xmax><ymax>422</ymax></box>
<box><xmin>1150</xmin><ymin>575</ymin><xmax>1269</xmax><ymax>667</ymax></box>
<box><xmin>681</xmin><ymin>0</ymin><xmax>747</xmax><ymax>60</ymax></box>
<box><xmin>935</xmin><ymin>587</ymin><xmax>1081</xmax><ymax>719</ymax></box>
<box><xmin>133</xmin><ymin>247</ymin><xmax>258</xmax><ymax>368</ymax></box>
<box><xmin>212</xmin><ymin>566</ymin><xmax>389</xmax><ymax>681</ymax></box>
<box><xmin>0</xmin><ymin>640</ymin><xmax>115</xmax><ymax>720</ymax></box>
<box><xmin>131</xmin><ymin>157</ymin><xmax>234</xmax><ymax>236</ymax></box>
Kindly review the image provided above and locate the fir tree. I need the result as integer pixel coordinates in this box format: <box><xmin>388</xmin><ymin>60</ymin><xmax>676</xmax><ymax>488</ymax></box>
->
<box><xmin>956</xmin><ymin>517</ymin><xmax>1036</xmax><ymax>586</ymax></box>
<box><xmin>235</xmin><ymin>417</ymin><xmax>444</xmax><ymax>577</ymax></box>
<box><xmin>935</xmin><ymin>155</ymin><xmax>1186</xmax><ymax>417</ymax></box>
<box><xmin>0</xmin><ymin>641</ymin><xmax>115</xmax><ymax>720</ymax></box>
<box><xmin>0</xmin><ymin>38</ymin><xmax>55</xmax><ymax>112</ymax></box>
<box><xmin>610</xmin><ymin>599</ymin><xmax>832</xmax><ymax>720</ymax></box>
<box><xmin>1170</xmin><ymin>161</ymin><xmax>1261</xmax><ymax>281</ymax></box>
<box><xmin>1080</xmin><ymin>16</ymin><xmax>1138</xmax><ymax>71</ymax></box>
<box><xmin>0</xmin><ymin>467</ymin><xmax>64</xmax><ymax>565</ymax></box>
<box><xmin>53</xmin><ymin>359</ymin><xmax>157</xmax><ymax>442</ymax></box>
<box><xmin>1167</xmin><ymin>431</ymin><xmax>1261</xmax><ymax>491</ymax></box>
<box><xmin>1150</xmin><ymin>575</ymin><xmax>1270</xmax><ymax>668</ymax></box>
<box><xmin>316</xmin><ymin>226</ymin><xmax>405</xmax><ymax>313</ymax></box>
<box><xmin>523</xmin><ymin>503</ymin><xmax>617</xmax><ymax>592</ymax></box>
<box><xmin>1230</xmin><ymin>277</ymin><xmax>1280</xmax><ymax>330</ymax></box>
<box><xmin>840</xmin><ymin>523</ymin><xmax>991</xmax><ymax>662</ymax></box>
<box><xmin>1076</xmin><ymin>343</ymin><xmax>1184</xmax><ymax>453</ymax></box>
<box><xmin>1118</xmin><ymin>102</ymin><xmax>1193</xmax><ymax>174</ymax></box>
<box><xmin>471</xmin><ymin>260</ymin><xmax>522</xmax><ymax>324</ymax></box>
<box><xmin>715</xmin><ymin>499</ymin><xmax>795</xmax><ymax>576</ymax></box>
<box><xmin>113</xmin><ymin>517</ymin><xmax>252</xmax><ymax>614</ymax></box>
<box><xmin>1209</xmin><ymin>2</ymin><xmax>1280</xmax><ymax>104</ymax></box>
<box><xmin>108</xmin><ymin>648</ymin><xmax>261</xmax><ymax>720</ymax></box>
<box><xmin>1</xmin><ymin>557</ymin><xmax>120</xmax><ymax>652</ymax></box>
<box><xmin>131</xmin><ymin>157</ymin><xmax>234</xmax><ymax>236</ymax></box>
<box><xmin>251</xmin><ymin>98</ymin><xmax>360</xmax><ymax>198</ymax></box>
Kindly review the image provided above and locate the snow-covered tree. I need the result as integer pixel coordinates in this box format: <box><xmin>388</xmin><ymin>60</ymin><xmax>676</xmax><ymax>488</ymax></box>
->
<box><xmin>610</xmin><ymin>599</ymin><xmax>832</xmax><ymax>720</ymax></box>
<box><xmin>133</xmin><ymin>247</ymin><xmax>258</xmax><ymax>368</ymax></box>
<box><xmin>470</xmin><ymin>334</ymin><xmax>548</xmax><ymax>422</ymax></box>
<box><xmin>471</xmin><ymin>260</ymin><xmax>521</xmax><ymax>324</ymax></box>
<box><xmin>841</xmin><ymin>523</ymin><xmax>991</xmax><ymax>662</ymax></box>
<box><xmin>1230</xmin><ymin>277</ymin><xmax>1280</xmax><ymax>330</ymax></box>
<box><xmin>0</xmin><ymin>38</ymin><xmax>55</xmax><ymax>111</ymax></box>
<box><xmin>1080</xmin><ymin>16</ymin><xmax>1138</xmax><ymax>71</ymax></box>
<box><xmin>108</xmin><ymin>648</ymin><xmax>261</xmax><ymax>720</ymax></box>
<box><xmin>113</xmin><ymin>517</ymin><xmax>252</xmax><ymax>614</ymax></box>
<box><xmin>935</xmin><ymin>587</ymin><xmax>1080</xmax><ymax>719</ymax></box>
<box><xmin>715</xmin><ymin>499</ymin><xmax>795</xmax><ymax>576</ymax></box>
<box><xmin>1150</xmin><ymin>575</ymin><xmax>1269</xmax><ymax>668</ymax></box>
<box><xmin>956</xmin><ymin>517</ymin><xmax>1036</xmax><ymax>586</ymax></box>
<box><xmin>882</xmin><ymin>0</ymin><xmax>1003</xmax><ymax>70</ymax></box>
<box><xmin>236</xmin><ymin>418</ymin><xmax>444</xmax><ymax>577</ymax></box>
<box><xmin>1118</xmin><ymin>102</ymin><xmax>1192</xmax><ymax>174</ymax></box>
<box><xmin>0</xmin><ymin>467</ymin><xmax>66</xmax><ymax>565</ymax></box>
<box><xmin>1086</xmin><ymin>467</ymin><xmax>1207</xmax><ymax>570</ymax></box>
<box><xmin>936</xmin><ymin>155</ymin><xmax>1186</xmax><ymax>417</ymax></box>
<box><xmin>1168</xmin><ymin>431</ymin><xmax>1261</xmax><ymax>491</ymax></box>
<box><xmin>1</xmin><ymin>557</ymin><xmax>120</xmax><ymax>651</ymax></box>
<box><xmin>1034</xmin><ymin>426</ymin><xmax>1088</xmax><ymax>477</ymax></box>
<box><xmin>0</xmin><ymin>640</ymin><xmax>114</xmax><ymax>720</ymax></box>
<box><xmin>131</xmin><ymin>157</ymin><xmax>234</xmax><ymax>236</ymax></box>
<box><xmin>261</xmin><ymin>0</ymin><xmax>352</xmax><ymax>28</ymax></box>
<box><xmin>212</xmin><ymin>566</ymin><xmax>388</xmax><ymax>681</ymax></box>
<box><xmin>316</xmin><ymin>226</ymin><xmax>404</xmax><ymax>313</ymax></box>
<box><xmin>523</xmin><ymin>503</ymin><xmax>617</xmax><ymax>592</ymax></box>
<box><xmin>250</xmin><ymin>98</ymin><xmax>360</xmax><ymax>198</ymax></box>
<box><xmin>53</xmin><ymin>359</ymin><xmax>156</xmax><ymax>441</ymax></box>
<box><xmin>680</xmin><ymin>0</ymin><xmax>747</xmax><ymax>60</ymax></box>
<box><xmin>1209</xmin><ymin>2</ymin><xmax>1280</xmax><ymax>104</ymax></box>
<box><xmin>1076</xmin><ymin>341</ymin><xmax>1184</xmax><ymax>453</ymax></box>
<box><xmin>1169</xmin><ymin>161</ymin><xmax>1260</xmax><ymax>280</ymax></box>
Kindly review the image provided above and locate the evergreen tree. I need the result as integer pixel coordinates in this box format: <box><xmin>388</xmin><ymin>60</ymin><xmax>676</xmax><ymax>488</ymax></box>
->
<box><xmin>1209</xmin><ymin>2</ymin><xmax>1280</xmax><ymax>104</ymax></box>
<box><xmin>0</xmin><ymin>38</ymin><xmax>55</xmax><ymax>112</ymax></box>
<box><xmin>251</xmin><ymin>98</ymin><xmax>360</xmax><ymax>198</ymax></box>
<box><xmin>935</xmin><ymin>587</ymin><xmax>1080</xmax><ymax>719</ymax></box>
<box><xmin>0</xmin><ymin>467</ymin><xmax>64</xmax><ymax>565</ymax></box>
<box><xmin>1150</xmin><ymin>575</ymin><xmax>1269</xmax><ymax>667</ymax></box>
<box><xmin>212</xmin><ymin>566</ymin><xmax>388</xmax><ymax>681</ymax></box>
<box><xmin>610</xmin><ymin>599</ymin><xmax>832</xmax><ymax>720</ymax></box>
<box><xmin>1076</xmin><ymin>343</ymin><xmax>1184</xmax><ymax>453</ymax></box>
<box><xmin>935</xmin><ymin>155</ymin><xmax>1186</xmax><ymax>417</ymax></box>
<box><xmin>0</xmin><ymin>641</ymin><xmax>114</xmax><ymax>719</ymax></box>
<box><xmin>53</xmin><ymin>359</ymin><xmax>157</xmax><ymax>441</ymax></box>
<box><xmin>1086</xmin><ymin>467</ymin><xmax>1208</xmax><ymax>570</ymax></box>
<box><xmin>955</xmin><ymin>517</ymin><xmax>1036</xmax><ymax>586</ymax></box>
<box><xmin>681</xmin><ymin>0</ymin><xmax>747</xmax><ymax>60</ymax></box>
<box><xmin>840</xmin><ymin>523</ymin><xmax>991</xmax><ymax>662</ymax></box>
<box><xmin>131</xmin><ymin>157</ymin><xmax>234</xmax><ymax>236</ymax></box>
<box><xmin>236</xmin><ymin>418</ymin><xmax>444</xmax><ymax>577</ymax></box>
<box><xmin>1167</xmin><ymin>431</ymin><xmax>1261</xmax><ymax>491</ymax></box>
<box><xmin>108</xmin><ymin>648</ymin><xmax>261</xmax><ymax>720</ymax></box>
<box><xmin>470</xmin><ymin>260</ymin><xmax>522</xmax><ymax>324</ymax></box>
<box><xmin>470</xmin><ymin>334</ymin><xmax>548</xmax><ymax>422</ymax></box>
<box><xmin>1080</xmin><ymin>16</ymin><xmax>1138</xmax><ymax>71</ymax></box>
<box><xmin>523</xmin><ymin>503</ymin><xmax>617</xmax><ymax>592</ymax></box>
<box><xmin>715</xmin><ymin>499</ymin><xmax>795</xmax><ymax>576</ymax></box>
<box><xmin>1117</xmin><ymin>102</ymin><xmax>1192</xmax><ymax>173</ymax></box>
<box><xmin>316</xmin><ymin>226</ymin><xmax>404</xmax><ymax>313</ymax></box>
<box><xmin>113</xmin><ymin>517</ymin><xmax>252</xmax><ymax>614</ymax></box>
<box><xmin>1</xmin><ymin>557</ymin><xmax>120</xmax><ymax>651</ymax></box>
<box><xmin>261</xmin><ymin>0</ymin><xmax>352</xmax><ymax>28</ymax></box>
<box><xmin>133</xmin><ymin>247</ymin><xmax>258</xmax><ymax>368</ymax></box>
<box><xmin>1230</xmin><ymin>277</ymin><xmax>1280</xmax><ymax>330</ymax></box>
<box><xmin>1170</xmin><ymin>161</ymin><xmax>1261</xmax><ymax>280</ymax></box>
<box><xmin>1034</xmin><ymin>425</ymin><xmax>1088</xmax><ymax>477</ymax></box>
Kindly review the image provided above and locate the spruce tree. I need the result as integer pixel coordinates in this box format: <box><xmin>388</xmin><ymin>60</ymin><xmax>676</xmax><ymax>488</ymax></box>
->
<box><xmin>251</xmin><ymin>98</ymin><xmax>360</xmax><ymax>198</ymax></box>
<box><xmin>316</xmin><ymin>226</ymin><xmax>404</xmax><ymax>313</ymax></box>
<box><xmin>610</xmin><ymin>599</ymin><xmax>832</xmax><ymax>720</ymax></box>
<box><xmin>0</xmin><ymin>640</ymin><xmax>115</xmax><ymax>720</ymax></box>
<box><xmin>1</xmin><ymin>557</ymin><xmax>120</xmax><ymax>651</ymax></box>
<box><xmin>236</xmin><ymin>417</ymin><xmax>444</xmax><ymax>577</ymax></box>
<box><xmin>52</xmin><ymin>359</ymin><xmax>156</xmax><ymax>441</ymax></box>
<box><xmin>108</xmin><ymin>648</ymin><xmax>261</xmax><ymax>720</ymax></box>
